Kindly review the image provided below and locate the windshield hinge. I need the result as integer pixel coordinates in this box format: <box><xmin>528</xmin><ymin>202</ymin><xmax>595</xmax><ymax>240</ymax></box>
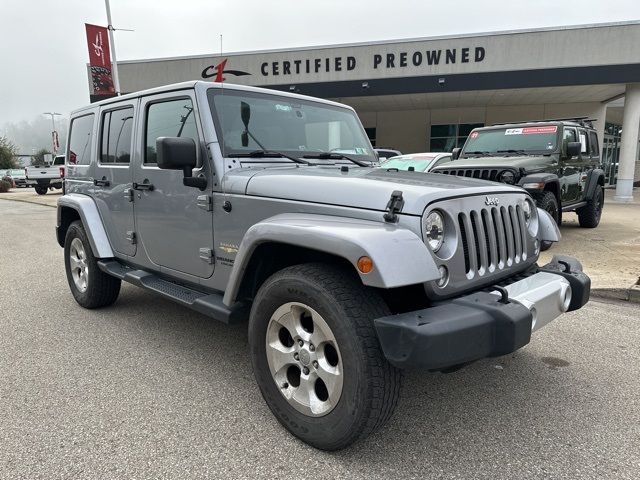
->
<box><xmin>383</xmin><ymin>190</ymin><xmax>404</xmax><ymax>223</ymax></box>
<box><xmin>199</xmin><ymin>248</ymin><xmax>214</xmax><ymax>264</ymax></box>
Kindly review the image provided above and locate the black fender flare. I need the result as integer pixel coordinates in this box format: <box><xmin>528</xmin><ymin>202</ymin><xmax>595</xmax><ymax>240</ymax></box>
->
<box><xmin>583</xmin><ymin>168</ymin><xmax>605</xmax><ymax>201</ymax></box>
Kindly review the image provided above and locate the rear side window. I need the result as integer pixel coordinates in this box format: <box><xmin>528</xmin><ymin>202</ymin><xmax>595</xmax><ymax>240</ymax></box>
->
<box><xmin>589</xmin><ymin>131</ymin><xmax>599</xmax><ymax>156</ymax></box>
<box><xmin>68</xmin><ymin>114</ymin><xmax>95</xmax><ymax>165</ymax></box>
<box><xmin>145</xmin><ymin>98</ymin><xmax>198</xmax><ymax>164</ymax></box>
<box><xmin>100</xmin><ymin>107</ymin><xmax>134</xmax><ymax>164</ymax></box>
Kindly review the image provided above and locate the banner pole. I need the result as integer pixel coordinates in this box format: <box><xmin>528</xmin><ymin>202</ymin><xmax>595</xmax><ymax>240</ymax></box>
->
<box><xmin>104</xmin><ymin>0</ymin><xmax>121</xmax><ymax>95</ymax></box>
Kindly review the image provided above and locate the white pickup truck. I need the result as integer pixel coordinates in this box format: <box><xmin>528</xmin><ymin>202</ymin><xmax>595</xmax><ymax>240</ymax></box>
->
<box><xmin>25</xmin><ymin>155</ymin><xmax>65</xmax><ymax>195</ymax></box>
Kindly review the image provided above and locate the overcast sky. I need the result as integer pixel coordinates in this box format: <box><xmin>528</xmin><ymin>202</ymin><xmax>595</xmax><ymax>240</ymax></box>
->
<box><xmin>1</xmin><ymin>0</ymin><xmax>639</xmax><ymax>128</ymax></box>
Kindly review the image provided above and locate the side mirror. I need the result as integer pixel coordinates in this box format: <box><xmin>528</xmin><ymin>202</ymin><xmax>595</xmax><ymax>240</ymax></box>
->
<box><xmin>156</xmin><ymin>137</ymin><xmax>206</xmax><ymax>190</ymax></box>
<box><xmin>452</xmin><ymin>147</ymin><xmax>461</xmax><ymax>160</ymax></box>
<box><xmin>566</xmin><ymin>141</ymin><xmax>581</xmax><ymax>158</ymax></box>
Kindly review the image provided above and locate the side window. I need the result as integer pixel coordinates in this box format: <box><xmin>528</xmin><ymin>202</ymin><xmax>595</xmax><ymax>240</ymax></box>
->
<box><xmin>145</xmin><ymin>98</ymin><xmax>198</xmax><ymax>164</ymax></box>
<box><xmin>563</xmin><ymin>127</ymin><xmax>577</xmax><ymax>144</ymax></box>
<box><xmin>68</xmin><ymin>114</ymin><xmax>95</xmax><ymax>165</ymax></box>
<box><xmin>100</xmin><ymin>107</ymin><xmax>134</xmax><ymax>164</ymax></box>
<box><xmin>589</xmin><ymin>131</ymin><xmax>600</xmax><ymax>157</ymax></box>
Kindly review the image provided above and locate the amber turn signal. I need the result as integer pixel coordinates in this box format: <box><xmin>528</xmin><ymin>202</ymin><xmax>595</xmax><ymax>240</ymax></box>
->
<box><xmin>357</xmin><ymin>256</ymin><xmax>374</xmax><ymax>274</ymax></box>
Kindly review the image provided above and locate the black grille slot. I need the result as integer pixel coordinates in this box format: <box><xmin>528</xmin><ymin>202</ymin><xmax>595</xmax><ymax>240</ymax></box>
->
<box><xmin>458</xmin><ymin>213</ymin><xmax>470</xmax><ymax>274</ymax></box>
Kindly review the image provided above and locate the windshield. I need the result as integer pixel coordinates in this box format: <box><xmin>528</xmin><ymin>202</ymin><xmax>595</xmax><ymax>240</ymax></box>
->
<box><xmin>208</xmin><ymin>89</ymin><xmax>375</xmax><ymax>162</ymax></box>
<box><xmin>380</xmin><ymin>155</ymin><xmax>434</xmax><ymax>171</ymax></box>
<box><xmin>462</xmin><ymin>125</ymin><xmax>559</xmax><ymax>156</ymax></box>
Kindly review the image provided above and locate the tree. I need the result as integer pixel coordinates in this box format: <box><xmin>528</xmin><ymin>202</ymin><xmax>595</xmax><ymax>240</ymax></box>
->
<box><xmin>0</xmin><ymin>136</ymin><xmax>18</xmax><ymax>169</ymax></box>
<box><xmin>32</xmin><ymin>148</ymin><xmax>52</xmax><ymax>166</ymax></box>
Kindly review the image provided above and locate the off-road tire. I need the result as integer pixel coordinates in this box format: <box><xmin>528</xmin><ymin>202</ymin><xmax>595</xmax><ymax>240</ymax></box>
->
<box><xmin>248</xmin><ymin>263</ymin><xmax>402</xmax><ymax>450</ymax></box>
<box><xmin>34</xmin><ymin>185</ymin><xmax>48</xmax><ymax>195</ymax></box>
<box><xmin>577</xmin><ymin>185</ymin><xmax>604</xmax><ymax>228</ymax></box>
<box><xmin>532</xmin><ymin>191</ymin><xmax>559</xmax><ymax>251</ymax></box>
<box><xmin>64</xmin><ymin>220</ymin><xmax>121</xmax><ymax>309</ymax></box>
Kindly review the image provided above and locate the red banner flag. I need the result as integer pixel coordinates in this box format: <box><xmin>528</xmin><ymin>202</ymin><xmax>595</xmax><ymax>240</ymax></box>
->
<box><xmin>85</xmin><ymin>23</ymin><xmax>115</xmax><ymax>95</ymax></box>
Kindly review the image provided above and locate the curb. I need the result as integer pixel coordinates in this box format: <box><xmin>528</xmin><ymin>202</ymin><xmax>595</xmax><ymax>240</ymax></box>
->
<box><xmin>0</xmin><ymin>196</ymin><xmax>57</xmax><ymax>208</ymax></box>
<box><xmin>591</xmin><ymin>287</ymin><xmax>640</xmax><ymax>304</ymax></box>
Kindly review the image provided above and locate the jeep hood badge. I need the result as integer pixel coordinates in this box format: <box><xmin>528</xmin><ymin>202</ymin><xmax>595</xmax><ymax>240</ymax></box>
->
<box><xmin>485</xmin><ymin>196</ymin><xmax>499</xmax><ymax>206</ymax></box>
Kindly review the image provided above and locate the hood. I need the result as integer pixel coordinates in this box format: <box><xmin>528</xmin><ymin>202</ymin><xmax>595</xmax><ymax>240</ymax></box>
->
<box><xmin>224</xmin><ymin>166</ymin><xmax>524</xmax><ymax>215</ymax></box>
<box><xmin>437</xmin><ymin>155</ymin><xmax>552</xmax><ymax>171</ymax></box>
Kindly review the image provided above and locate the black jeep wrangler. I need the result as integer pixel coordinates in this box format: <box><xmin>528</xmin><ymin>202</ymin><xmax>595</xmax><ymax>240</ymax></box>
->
<box><xmin>432</xmin><ymin>118</ymin><xmax>605</xmax><ymax>248</ymax></box>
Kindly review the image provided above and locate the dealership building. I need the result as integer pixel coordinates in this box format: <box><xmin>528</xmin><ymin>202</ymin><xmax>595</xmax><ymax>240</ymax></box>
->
<box><xmin>98</xmin><ymin>21</ymin><xmax>640</xmax><ymax>200</ymax></box>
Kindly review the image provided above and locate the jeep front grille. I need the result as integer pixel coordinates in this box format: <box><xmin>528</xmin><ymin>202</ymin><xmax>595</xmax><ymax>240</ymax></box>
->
<box><xmin>457</xmin><ymin>204</ymin><xmax>528</xmax><ymax>278</ymax></box>
<box><xmin>434</xmin><ymin>167</ymin><xmax>517</xmax><ymax>182</ymax></box>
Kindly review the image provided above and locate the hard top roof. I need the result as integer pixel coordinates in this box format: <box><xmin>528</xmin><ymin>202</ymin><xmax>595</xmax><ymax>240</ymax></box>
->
<box><xmin>71</xmin><ymin>81</ymin><xmax>352</xmax><ymax>116</ymax></box>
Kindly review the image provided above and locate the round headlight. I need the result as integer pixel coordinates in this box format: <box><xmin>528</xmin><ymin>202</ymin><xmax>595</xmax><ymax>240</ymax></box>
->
<box><xmin>499</xmin><ymin>170</ymin><xmax>516</xmax><ymax>184</ymax></box>
<box><xmin>523</xmin><ymin>198</ymin><xmax>538</xmax><ymax>236</ymax></box>
<box><xmin>522</xmin><ymin>199</ymin><xmax>532</xmax><ymax>224</ymax></box>
<box><xmin>425</xmin><ymin>210</ymin><xmax>445</xmax><ymax>252</ymax></box>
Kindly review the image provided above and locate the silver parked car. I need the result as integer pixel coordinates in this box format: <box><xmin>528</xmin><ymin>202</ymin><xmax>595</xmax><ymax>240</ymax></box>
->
<box><xmin>379</xmin><ymin>152</ymin><xmax>453</xmax><ymax>172</ymax></box>
<box><xmin>56</xmin><ymin>81</ymin><xmax>590</xmax><ymax>450</ymax></box>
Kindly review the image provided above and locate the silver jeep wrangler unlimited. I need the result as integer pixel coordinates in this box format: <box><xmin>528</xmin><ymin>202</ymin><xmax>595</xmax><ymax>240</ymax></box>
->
<box><xmin>57</xmin><ymin>81</ymin><xmax>590</xmax><ymax>450</ymax></box>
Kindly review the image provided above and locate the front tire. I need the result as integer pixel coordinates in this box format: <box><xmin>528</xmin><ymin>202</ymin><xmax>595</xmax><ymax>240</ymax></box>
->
<box><xmin>248</xmin><ymin>263</ymin><xmax>402</xmax><ymax>450</ymax></box>
<box><xmin>64</xmin><ymin>220</ymin><xmax>121</xmax><ymax>309</ymax></box>
<box><xmin>577</xmin><ymin>185</ymin><xmax>604</xmax><ymax>228</ymax></box>
<box><xmin>533</xmin><ymin>191</ymin><xmax>559</xmax><ymax>251</ymax></box>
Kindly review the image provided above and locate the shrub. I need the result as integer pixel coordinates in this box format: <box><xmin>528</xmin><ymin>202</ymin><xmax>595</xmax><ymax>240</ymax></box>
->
<box><xmin>0</xmin><ymin>179</ymin><xmax>12</xmax><ymax>193</ymax></box>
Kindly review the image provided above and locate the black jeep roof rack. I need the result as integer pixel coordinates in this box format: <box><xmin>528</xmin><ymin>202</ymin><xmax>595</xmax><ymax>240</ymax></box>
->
<box><xmin>491</xmin><ymin>117</ymin><xmax>597</xmax><ymax>128</ymax></box>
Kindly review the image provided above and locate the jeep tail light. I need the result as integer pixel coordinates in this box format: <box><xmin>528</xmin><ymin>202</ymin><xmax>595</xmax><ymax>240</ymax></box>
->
<box><xmin>59</xmin><ymin>166</ymin><xmax>65</xmax><ymax>178</ymax></box>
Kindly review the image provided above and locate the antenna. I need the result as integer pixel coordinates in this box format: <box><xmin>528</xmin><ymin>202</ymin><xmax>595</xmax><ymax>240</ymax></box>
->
<box><xmin>220</xmin><ymin>34</ymin><xmax>225</xmax><ymax>159</ymax></box>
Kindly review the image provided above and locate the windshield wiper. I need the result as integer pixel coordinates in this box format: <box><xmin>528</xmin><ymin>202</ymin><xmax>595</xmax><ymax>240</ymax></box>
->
<box><xmin>302</xmin><ymin>152</ymin><xmax>370</xmax><ymax>167</ymax></box>
<box><xmin>497</xmin><ymin>149</ymin><xmax>526</xmax><ymax>155</ymax></box>
<box><xmin>465</xmin><ymin>150</ymin><xmax>492</xmax><ymax>157</ymax></box>
<box><xmin>237</xmin><ymin>149</ymin><xmax>313</xmax><ymax>165</ymax></box>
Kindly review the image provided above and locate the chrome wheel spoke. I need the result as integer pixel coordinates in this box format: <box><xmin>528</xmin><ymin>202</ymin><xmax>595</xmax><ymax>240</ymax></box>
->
<box><xmin>316</xmin><ymin>362</ymin><xmax>342</xmax><ymax>399</ymax></box>
<box><xmin>69</xmin><ymin>238</ymin><xmax>89</xmax><ymax>293</ymax></box>
<box><xmin>266</xmin><ymin>342</ymin><xmax>296</xmax><ymax>373</ymax></box>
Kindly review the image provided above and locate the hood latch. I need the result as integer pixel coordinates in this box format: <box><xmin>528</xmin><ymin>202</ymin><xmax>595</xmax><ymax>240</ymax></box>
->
<box><xmin>383</xmin><ymin>190</ymin><xmax>404</xmax><ymax>223</ymax></box>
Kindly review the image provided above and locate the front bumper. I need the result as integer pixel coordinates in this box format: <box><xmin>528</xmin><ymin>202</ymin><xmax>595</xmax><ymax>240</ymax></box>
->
<box><xmin>374</xmin><ymin>255</ymin><xmax>590</xmax><ymax>370</ymax></box>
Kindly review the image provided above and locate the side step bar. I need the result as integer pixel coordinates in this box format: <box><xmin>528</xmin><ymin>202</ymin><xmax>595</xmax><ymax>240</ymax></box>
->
<box><xmin>97</xmin><ymin>260</ymin><xmax>248</xmax><ymax>324</ymax></box>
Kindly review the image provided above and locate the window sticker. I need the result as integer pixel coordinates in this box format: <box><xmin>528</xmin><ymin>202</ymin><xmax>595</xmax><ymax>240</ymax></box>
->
<box><xmin>470</xmin><ymin>131</ymin><xmax>479</xmax><ymax>139</ymax></box>
<box><xmin>505</xmin><ymin>126</ymin><xmax>557</xmax><ymax>135</ymax></box>
<box><xmin>579</xmin><ymin>134</ymin><xmax>587</xmax><ymax>153</ymax></box>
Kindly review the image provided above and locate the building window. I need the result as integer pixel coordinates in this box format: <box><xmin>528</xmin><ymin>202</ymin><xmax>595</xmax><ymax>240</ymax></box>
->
<box><xmin>430</xmin><ymin>123</ymin><xmax>484</xmax><ymax>152</ymax></box>
<box><xmin>365</xmin><ymin>127</ymin><xmax>377</xmax><ymax>147</ymax></box>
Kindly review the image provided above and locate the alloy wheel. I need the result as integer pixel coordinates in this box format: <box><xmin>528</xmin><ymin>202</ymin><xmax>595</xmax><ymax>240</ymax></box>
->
<box><xmin>265</xmin><ymin>302</ymin><xmax>343</xmax><ymax>417</ymax></box>
<box><xmin>69</xmin><ymin>237</ymin><xmax>89</xmax><ymax>292</ymax></box>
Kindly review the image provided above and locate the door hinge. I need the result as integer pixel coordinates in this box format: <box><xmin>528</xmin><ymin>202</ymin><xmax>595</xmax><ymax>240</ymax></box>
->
<box><xmin>199</xmin><ymin>248</ymin><xmax>214</xmax><ymax>264</ymax></box>
<box><xmin>126</xmin><ymin>231</ymin><xmax>137</xmax><ymax>244</ymax></box>
<box><xmin>124</xmin><ymin>188</ymin><xmax>134</xmax><ymax>202</ymax></box>
<box><xmin>197</xmin><ymin>195</ymin><xmax>212</xmax><ymax>211</ymax></box>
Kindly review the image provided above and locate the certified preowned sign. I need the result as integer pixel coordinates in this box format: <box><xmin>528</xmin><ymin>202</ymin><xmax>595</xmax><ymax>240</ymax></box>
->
<box><xmin>201</xmin><ymin>46</ymin><xmax>486</xmax><ymax>80</ymax></box>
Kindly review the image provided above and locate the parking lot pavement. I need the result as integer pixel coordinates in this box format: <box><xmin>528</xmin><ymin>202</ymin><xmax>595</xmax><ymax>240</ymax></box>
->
<box><xmin>1</xmin><ymin>199</ymin><xmax>639</xmax><ymax>480</ymax></box>
<box><xmin>540</xmin><ymin>188</ymin><xmax>640</xmax><ymax>294</ymax></box>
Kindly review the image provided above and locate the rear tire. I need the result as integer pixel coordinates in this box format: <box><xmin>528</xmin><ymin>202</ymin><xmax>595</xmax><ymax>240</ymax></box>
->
<box><xmin>248</xmin><ymin>263</ymin><xmax>402</xmax><ymax>450</ymax></box>
<box><xmin>577</xmin><ymin>185</ymin><xmax>604</xmax><ymax>228</ymax></box>
<box><xmin>34</xmin><ymin>185</ymin><xmax>48</xmax><ymax>195</ymax></box>
<box><xmin>533</xmin><ymin>191</ymin><xmax>559</xmax><ymax>251</ymax></box>
<box><xmin>64</xmin><ymin>220</ymin><xmax>121</xmax><ymax>309</ymax></box>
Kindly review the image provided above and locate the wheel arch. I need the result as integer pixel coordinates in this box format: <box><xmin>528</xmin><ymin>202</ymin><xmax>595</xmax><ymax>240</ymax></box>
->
<box><xmin>222</xmin><ymin>213</ymin><xmax>439</xmax><ymax>306</ymax></box>
<box><xmin>57</xmin><ymin>194</ymin><xmax>114</xmax><ymax>258</ymax></box>
<box><xmin>519</xmin><ymin>173</ymin><xmax>561</xmax><ymax>207</ymax></box>
<box><xmin>584</xmin><ymin>168</ymin><xmax>605</xmax><ymax>201</ymax></box>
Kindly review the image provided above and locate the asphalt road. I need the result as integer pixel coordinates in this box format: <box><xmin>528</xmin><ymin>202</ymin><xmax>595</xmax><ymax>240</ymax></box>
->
<box><xmin>1</xmin><ymin>199</ymin><xmax>639</xmax><ymax>480</ymax></box>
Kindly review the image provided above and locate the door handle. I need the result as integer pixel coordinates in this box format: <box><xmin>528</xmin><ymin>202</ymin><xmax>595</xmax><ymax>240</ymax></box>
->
<box><xmin>133</xmin><ymin>181</ymin><xmax>154</xmax><ymax>191</ymax></box>
<box><xmin>93</xmin><ymin>177</ymin><xmax>110</xmax><ymax>187</ymax></box>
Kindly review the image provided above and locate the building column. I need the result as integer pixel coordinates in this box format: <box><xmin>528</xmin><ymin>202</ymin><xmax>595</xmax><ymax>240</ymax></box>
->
<box><xmin>614</xmin><ymin>83</ymin><xmax>640</xmax><ymax>201</ymax></box>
